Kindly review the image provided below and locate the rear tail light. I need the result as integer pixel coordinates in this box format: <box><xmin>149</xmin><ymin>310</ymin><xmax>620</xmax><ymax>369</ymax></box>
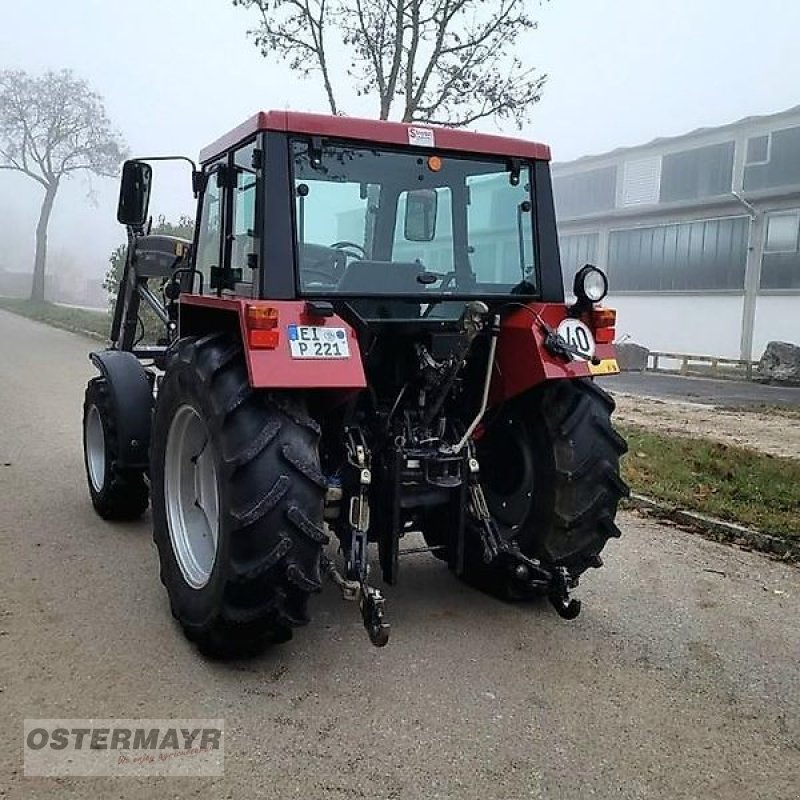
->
<box><xmin>248</xmin><ymin>328</ymin><xmax>280</xmax><ymax>349</ymax></box>
<box><xmin>246</xmin><ymin>304</ymin><xmax>279</xmax><ymax>349</ymax></box>
<box><xmin>591</xmin><ymin>307</ymin><xmax>616</xmax><ymax>344</ymax></box>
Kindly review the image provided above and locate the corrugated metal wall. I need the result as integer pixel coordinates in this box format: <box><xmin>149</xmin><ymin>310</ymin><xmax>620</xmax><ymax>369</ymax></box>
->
<box><xmin>559</xmin><ymin>232</ymin><xmax>599</xmax><ymax>289</ymax></box>
<box><xmin>607</xmin><ymin>216</ymin><xmax>749</xmax><ymax>291</ymax></box>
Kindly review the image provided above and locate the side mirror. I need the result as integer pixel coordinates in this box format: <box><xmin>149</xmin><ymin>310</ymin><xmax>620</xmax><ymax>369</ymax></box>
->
<box><xmin>404</xmin><ymin>189</ymin><xmax>438</xmax><ymax>242</ymax></box>
<box><xmin>117</xmin><ymin>160</ymin><xmax>153</xmax><ymax>227</ymax></box>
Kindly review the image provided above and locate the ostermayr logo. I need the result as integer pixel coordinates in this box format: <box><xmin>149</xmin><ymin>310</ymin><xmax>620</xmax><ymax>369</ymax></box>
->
<box><xmin>23</xmin><ymin>719</ymin><xmax>224</xmax><ymax>777</ymax></box>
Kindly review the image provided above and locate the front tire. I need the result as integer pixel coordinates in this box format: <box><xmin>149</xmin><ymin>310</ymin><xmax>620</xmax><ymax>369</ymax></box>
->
<box><xmin>82</xmin><ymin>377</ymin><xmax>149</xmax><ymax>521</ymax></box>
<box><xmin>151</xmin><ymin>335</ymin><xmax>328</xmax><ymax>658</ymax></box>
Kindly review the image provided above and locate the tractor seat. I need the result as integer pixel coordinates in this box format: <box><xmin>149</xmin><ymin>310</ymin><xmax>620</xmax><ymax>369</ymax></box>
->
<box><xmin>337</xmin><ymin>260</ymin><xmax>424</xmax><ymax>319</ymax></box>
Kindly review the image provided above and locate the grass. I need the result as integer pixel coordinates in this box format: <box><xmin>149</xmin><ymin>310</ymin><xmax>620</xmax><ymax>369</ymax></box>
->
<box><xmin>620</xmin><ymin>424</ymin><xmax>800</xmax><ymax>539</ymax></box>
<box><xmin>0</xmin><ymin>295</ymin><xmax>168</xmax><ymax>346</ymax></box>
<box><xmin>0</xmin><ymin>297</ymin><xmax>110</xmax><ymax>339</ymax></box>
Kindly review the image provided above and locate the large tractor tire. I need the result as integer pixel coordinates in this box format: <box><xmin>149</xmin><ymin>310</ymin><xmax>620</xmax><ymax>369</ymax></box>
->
<box><xmin>82</xmin><ymin>377</ymin><xmax>149</xmax><ymax>521</ymax></box>
<box><xmin>425</xmin><ymin>378</ymin><xmax>628</xmax><ymax>594</ymax></box>
<box><xmin>150</xmin><ymin>334</ymin><xmax>327</xmax><ymax>658</ymax></box>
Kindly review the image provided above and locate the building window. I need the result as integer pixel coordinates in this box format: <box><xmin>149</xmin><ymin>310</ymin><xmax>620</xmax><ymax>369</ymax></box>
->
<box><xmin>744</xmin><ymin>125</ymin><xmax>800</xmax><ymax>191</ymax></box>
<box><xmin>764</xmin><ymin>213</ymin><xmax>799</xmax><ymax>253</ymax></box>
<box><xmin>553</xmin><ymin>166</ymin><xmax>617</xmax><ymax>219</ymax></box>
<box><xmin>659</xmin><ymin>141</ymin><xmax>735</xmax><ymax>203</ymax></box>
<box><xmin>746</xmin><ymin>135</ymin><xmax>770</xmax><ymax>165</ymax></box>
<box><xmin>761</xmin><ymin>210</ymin><xmax>800</xmax><ymax>289</ymax></box>
<box><xmin>608</xmin><ymin>216</ymin><xmax>748</xmax><ymax>292</ymax></box>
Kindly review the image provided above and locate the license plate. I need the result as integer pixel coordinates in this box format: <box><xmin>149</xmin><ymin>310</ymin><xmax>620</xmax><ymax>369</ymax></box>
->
<box><xmin>287</xmin><ymin>325</ymin><xmax>350</xmax><ymax>359</ymax></box>
<box><xmin>588</xmin><ymin>358</ymin><xmax>620</xmax><ymax>375</ymax></box>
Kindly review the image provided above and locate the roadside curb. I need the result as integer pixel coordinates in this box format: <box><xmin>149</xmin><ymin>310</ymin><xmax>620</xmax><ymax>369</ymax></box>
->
<box><xmin>45</xmin><ymin>322</ymin><xmax>106</xmax><ymax>341</ymax></box>
<box><xmin>623</xmin><ymin>492</ymin><xmax>800</xmax><ymax>562</ymax></box>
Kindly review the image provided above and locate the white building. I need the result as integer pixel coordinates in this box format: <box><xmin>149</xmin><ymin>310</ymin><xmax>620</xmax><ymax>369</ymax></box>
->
<box><xmin>553</xmin><ymin>106</ymin><xmax>800</xmax><ymax>361</ymax></box>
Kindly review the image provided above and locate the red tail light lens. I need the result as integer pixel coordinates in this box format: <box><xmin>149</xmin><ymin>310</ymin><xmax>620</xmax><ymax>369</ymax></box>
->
<box><xmin>592</xmin><ymin>307</ymin><xmax>616</xmax><ymax>344</ymax></box>
<box><xmin>248</xmin><ymin>328</ymin><xmax>280</xmax><ymax>349</ymax></box>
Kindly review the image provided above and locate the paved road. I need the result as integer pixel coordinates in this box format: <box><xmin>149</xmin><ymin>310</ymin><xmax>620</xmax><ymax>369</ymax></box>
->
<box><xmin>600</xmin><ymin>370</ymin><xmax>800</xmax><ymax>407</ymax></box>
<box><xmin>1</xmin><ymin>309</ymin><xmax>799</xmax><ymax>800</ymax></box>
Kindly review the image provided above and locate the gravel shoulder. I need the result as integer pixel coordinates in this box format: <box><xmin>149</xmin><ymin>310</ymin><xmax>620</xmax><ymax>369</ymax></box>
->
<box><xmin>613</xmin><ymin>391</ymin><xmax>800</xmax><ymax>459</ymax></box>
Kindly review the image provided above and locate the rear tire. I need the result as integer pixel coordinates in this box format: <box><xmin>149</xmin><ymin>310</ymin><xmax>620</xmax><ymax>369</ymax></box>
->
<box><xmin>425</xmin><ymin>378</ymin><xmax>628</xmax><ymax>594</ymax></box>
<box><xmin>150</xmin><ymin>334</ymin><xmax>328</xmax><ymax>658</ymax></box>
<box><xmin>82</xmin><ymin>377</ymin><xmax>149</xmax><ymax>521</ymax></box>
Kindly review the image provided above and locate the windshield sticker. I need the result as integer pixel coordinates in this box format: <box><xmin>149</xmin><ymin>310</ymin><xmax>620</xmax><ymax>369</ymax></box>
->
<box><xmin>408</xmin><ymin>127</ymin><xmax>435</xmax><ymax>148</ymax></box>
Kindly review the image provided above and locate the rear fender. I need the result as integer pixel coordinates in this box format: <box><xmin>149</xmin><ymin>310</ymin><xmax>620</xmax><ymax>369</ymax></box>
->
<box><xmin>89</xmin><ymin>350</ymin><xmax>153</xmax><ymax>469</ymax></box>
<box><xmin>489</xmin><ymin>302</ymin><xmax>619</xmax><ymax>405</ymax></box>
<box><xmin>179</xmin><ymin>296</ymin><xmax>366</xmax><ymax>397</ymax></box>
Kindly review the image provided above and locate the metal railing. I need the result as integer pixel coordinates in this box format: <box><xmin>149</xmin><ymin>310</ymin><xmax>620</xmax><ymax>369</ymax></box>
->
<box><xmin>648</xmin><ymin>350</ymin><xmax>758</xmax><ymax>380</ymax></box>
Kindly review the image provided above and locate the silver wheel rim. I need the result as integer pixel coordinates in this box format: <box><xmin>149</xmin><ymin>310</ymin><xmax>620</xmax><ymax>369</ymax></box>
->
<box><xmin>164</xmin><ymin>405</ymin><xmax>220</xmax><ymax>589</ymax></box>
<box><xmin>85</xmin><ymin>405</ymin><xmax>106</xmax><ymax>492</ymax></box>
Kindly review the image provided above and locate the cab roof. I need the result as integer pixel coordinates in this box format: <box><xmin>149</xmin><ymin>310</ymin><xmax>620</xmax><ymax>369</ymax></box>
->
<box><xmin>199</xmin><ymin>110</ymin><xmax>551</xmax><ymax>164</ymax></box>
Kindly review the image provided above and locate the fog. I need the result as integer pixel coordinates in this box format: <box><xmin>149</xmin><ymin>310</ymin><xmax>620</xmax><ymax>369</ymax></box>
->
<box><xmin>1</xmin><ymin>0</ymin><xmax>798</xmax><ymax>300</ymax></box>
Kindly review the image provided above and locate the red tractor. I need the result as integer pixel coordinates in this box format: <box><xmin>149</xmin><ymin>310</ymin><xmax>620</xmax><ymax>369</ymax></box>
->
<box><xmin>82</xmin><ymin>112</ymin><xmax>628</xmax><ymax>656</ymax></box>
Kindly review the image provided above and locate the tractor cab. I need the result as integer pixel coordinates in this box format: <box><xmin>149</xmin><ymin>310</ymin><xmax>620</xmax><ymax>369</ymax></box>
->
<box><xmin>189</xmin><ymin>113</ymin><xmax>563</xmax><ymax>319</ymax></box>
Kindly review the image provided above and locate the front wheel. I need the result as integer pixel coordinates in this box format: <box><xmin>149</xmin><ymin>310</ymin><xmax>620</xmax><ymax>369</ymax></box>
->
<box><xmin>150</xmin><ymin>335</ymin><xmax>328</xmax><ymax>658</ymax></box>
<box><xmin>424</xmin><ymin>379</ymin><xmax>628</xmax><ymax>593</ymax></box>
<box><xmin>82</xmin><ymin>377</ymin><xmax>149</xmax><ymax>521</ymax></box>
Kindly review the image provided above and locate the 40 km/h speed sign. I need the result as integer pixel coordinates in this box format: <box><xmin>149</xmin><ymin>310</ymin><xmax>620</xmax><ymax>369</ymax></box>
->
<box><xmin>556</xmin><ymin>318</ymin><xmax>596</xmax><ymax>360</ymax></box>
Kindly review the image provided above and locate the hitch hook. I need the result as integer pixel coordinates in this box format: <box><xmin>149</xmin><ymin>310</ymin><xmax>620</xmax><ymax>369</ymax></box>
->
<box><xmin>359</xmin><ymin>585</ymin><xmax>390</xmax><ymax>647</ymax></box>
<box><xmin>548</xmin><ymin>567</ymin><xmax>582</xmax><ymax>620</ymax></box>
<box><xmin>321</xmin><ymin>556</ymin><xmax>390</xmax><ymax>647</ymax></box>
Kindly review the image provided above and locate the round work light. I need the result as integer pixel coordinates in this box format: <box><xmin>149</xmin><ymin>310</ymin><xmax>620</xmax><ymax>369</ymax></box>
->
<box><xmin>573</xmin><ymin>265</ymin><xmax>608</xmax><ymax>304</ymax></box>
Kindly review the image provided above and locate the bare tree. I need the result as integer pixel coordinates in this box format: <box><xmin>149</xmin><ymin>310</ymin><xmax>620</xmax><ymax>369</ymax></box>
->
<box><xmin>232</xmin><ymin>0</ymin><xmax>547</xmax><ymax>127</ymax></box>
<box><xmin>0</xmin><ymin>69</ymin><xmax>127</xmax><ymax>302</ymax></box>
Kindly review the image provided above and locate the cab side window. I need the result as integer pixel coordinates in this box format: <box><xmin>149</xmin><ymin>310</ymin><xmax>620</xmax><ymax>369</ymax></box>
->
<box><xmin>231</xmin><ymin>144</ymin><xmax>258</xmax><ymax>280</ymax></box>
<box><xmin>194</xmin><ymin>160</ymin><xmax>224</xmax><ymax>294</ymax></box>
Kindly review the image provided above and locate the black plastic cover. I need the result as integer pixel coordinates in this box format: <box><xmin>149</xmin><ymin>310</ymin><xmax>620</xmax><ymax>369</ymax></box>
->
<box><xmin>89</xmin><ymin>350</ymin><xmax>153</xmax><ymax>470</ymax></box>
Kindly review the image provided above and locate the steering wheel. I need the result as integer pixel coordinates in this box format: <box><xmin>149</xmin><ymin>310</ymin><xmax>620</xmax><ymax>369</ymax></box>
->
<box><xmin>330</xmin><ymin>240</ymin><xmax>367</xmax><ymax>260</ymax></box>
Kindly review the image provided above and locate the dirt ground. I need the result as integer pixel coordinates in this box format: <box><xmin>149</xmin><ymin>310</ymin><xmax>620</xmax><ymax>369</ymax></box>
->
<box><xmin>613</xmin><ymin>392</ymin><xmax>800</xmax><ymax>459</ymax></box>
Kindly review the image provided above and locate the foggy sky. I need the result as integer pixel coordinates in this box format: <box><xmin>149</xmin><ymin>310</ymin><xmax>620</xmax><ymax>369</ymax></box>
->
<box><xmin>1</xmin><ymin>0</ymin><xmax>798</xmax><ymax>283</ymax></box>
